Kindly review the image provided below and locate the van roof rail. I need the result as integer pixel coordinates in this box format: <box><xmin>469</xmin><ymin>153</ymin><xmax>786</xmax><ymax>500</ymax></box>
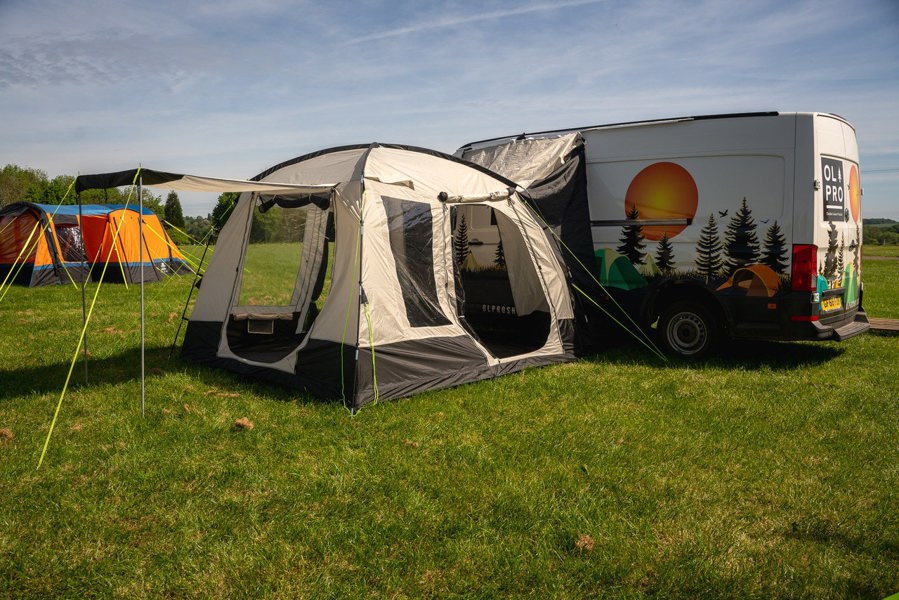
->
<box><xmin>460</xmin><ymin>111</ymin><xmax>782</xmax><ymax>149</ymax></box>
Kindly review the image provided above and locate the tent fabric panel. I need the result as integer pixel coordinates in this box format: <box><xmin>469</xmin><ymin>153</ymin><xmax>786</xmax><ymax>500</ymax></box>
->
<box><xmin>356</xmin><ymin>186</ymin><xmax>471</xmax><ymax>348</ymax></box>
<box><xmin>0</xmin><ymin>211</ymin><xmax>42</xmax><ymax>265</ymax></box>
<box><xmin>183</xmin><ymin>320</ymin><xmax>356</xmax><ymax>403</ymax></box>
<box><xmin>492</xmin><ymin>208</ymin><xmax>549</xmax><ymax>317</ymax></box>
<box><xmin>188</xmin><ymin>192</ymin><xmax>255</xmax><ymax>322</ymax></box>
<box><xmin>297</xmin><ymin>187</ymin><xmax>362</xmax><ymax>344</ymax></box>
<box><xmin>460</xmin><ymin>133</ymin><xmax>582</xmax><ymax>188</ymax></box>
<box><xmin>353</xmin><ymin>335</ymin><xmax>495</xmax><ymax>407</ymax></box>
<box><xmin>80</xmin><ymin>215</ymin><xmax>110</xmax><ymax>264</ymax></box>
<box><xmin>289</xmin><ymin>205</ymin><xmax>331</xmax><ymax>330</ymax></box>
<box><xmin>75</xmin><ymin>169</ymin><xmax>182</xmax><ymax>193</ymax></box>
<box><xmin>365</xmin><ymin>146</ymin><xmax>513</xmax><ymax>203</ymax></box>
<box><xmin>255</xmin><ymin>146</ymin><xmax>370</xmax><ymax>185</ymax></box>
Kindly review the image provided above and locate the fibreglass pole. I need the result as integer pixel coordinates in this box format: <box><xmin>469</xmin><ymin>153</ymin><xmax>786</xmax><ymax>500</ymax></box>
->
<box><xmin>78</xmin><ymin>192</ymin><xmax>88</xmax><ymax>384</ymax></box>
<box><xmin>138</xmin><ymin>171</ymin><xmax>145</xmax><ymax>417</ymax></box>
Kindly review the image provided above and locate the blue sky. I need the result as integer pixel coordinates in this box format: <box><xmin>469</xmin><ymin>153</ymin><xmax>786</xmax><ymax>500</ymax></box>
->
<box><xmin>1</xmin><ymin>0</ymin><xmax>897</xmax><ymax>217</ymax></box>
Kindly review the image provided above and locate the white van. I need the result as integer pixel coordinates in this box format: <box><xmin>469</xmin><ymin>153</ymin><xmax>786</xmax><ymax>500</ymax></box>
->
<box><xmin>457</xmin><ymin>112</ymin><xmax>869</xmax><ymax>357</ymax></box>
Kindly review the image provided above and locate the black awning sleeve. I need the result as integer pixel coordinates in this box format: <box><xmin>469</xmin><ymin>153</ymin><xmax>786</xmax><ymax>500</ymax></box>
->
<box><xmin>75</xmin><ymin>169</ymin><xmax>183</xmax><ymax>193</ymax></box>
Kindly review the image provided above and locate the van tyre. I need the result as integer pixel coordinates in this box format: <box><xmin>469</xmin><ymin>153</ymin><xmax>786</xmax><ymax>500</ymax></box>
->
<box><xmin>658</xmin><ymin>301</ymin><xmax>717</xmax><ymax>359</ymax></box>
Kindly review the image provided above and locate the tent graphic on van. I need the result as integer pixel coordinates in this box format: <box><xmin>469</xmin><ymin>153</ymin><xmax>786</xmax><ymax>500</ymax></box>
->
<box><xmin>593</xmin><ymin>248</ymin><xmax>647</xmax><ymax>290</ymax></box>
<box><xmin>715</xmin><ymin>263</ymin><xmax>781</xmax><ymax>297</ymax></box>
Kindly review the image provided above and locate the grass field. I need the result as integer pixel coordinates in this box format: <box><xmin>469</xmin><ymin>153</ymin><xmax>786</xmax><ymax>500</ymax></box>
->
<box><xmin>0</xmin><ymin>246</ymin><xmax>897</xmax><ymax>598</ymax></box>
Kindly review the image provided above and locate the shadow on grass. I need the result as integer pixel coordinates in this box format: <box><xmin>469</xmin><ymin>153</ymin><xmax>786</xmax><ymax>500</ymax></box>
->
<box><xmin>581</xmin><ymin>332</ymin><xmax>845</xmax><ymax>371</ymax></box>
<box><xmin>2</xmin><ymin>333</ymin><xmax>850</xmax><ymax>404</ymax></box>
<box><xmin>0</xmin><ymin>345</ymin><xmax>322</xmax><ymax>404</ymax></box>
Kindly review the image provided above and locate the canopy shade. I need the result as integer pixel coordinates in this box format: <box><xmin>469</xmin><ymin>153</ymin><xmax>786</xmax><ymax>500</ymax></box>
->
<box><xmin>75</xmin><ymin>168</ymin><xmax>336</xmax><ymax>196</ymax></box>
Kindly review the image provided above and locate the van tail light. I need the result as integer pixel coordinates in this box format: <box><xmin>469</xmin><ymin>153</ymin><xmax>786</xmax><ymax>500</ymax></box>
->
<box><xmin>791</xmin><ymin>244</ymin><xmax>817</xmax><ymax>292</ymax></box>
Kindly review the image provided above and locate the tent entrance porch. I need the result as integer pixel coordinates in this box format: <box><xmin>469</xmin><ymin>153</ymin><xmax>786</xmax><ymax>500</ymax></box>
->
<box><xmin>225</xmin><ymin>202</ymin><xmax>332</xmax><ymax>364</ymax></box>
<box><xmin>452</xmin><ymin>205</ymin><xmax>551</xmax><ymax>359</ymax></box>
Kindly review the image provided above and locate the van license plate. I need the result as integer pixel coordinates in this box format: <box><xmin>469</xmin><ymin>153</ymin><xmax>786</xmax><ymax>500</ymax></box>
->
<box><xmin>821</xmin><ymin>296</ymin><xmax>842</xmax><ymax>312</ymax></box>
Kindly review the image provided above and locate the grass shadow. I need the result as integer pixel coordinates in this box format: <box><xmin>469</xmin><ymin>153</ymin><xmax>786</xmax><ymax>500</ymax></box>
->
<box><xmin>582</xmin><ymin>333</ymin><xmax>844</xmax><ymax>371</ymax></box>
<box><xmin>0</xmin><ymin>345</ymin><xmax>326</xmax><ymax>405</ymax></box>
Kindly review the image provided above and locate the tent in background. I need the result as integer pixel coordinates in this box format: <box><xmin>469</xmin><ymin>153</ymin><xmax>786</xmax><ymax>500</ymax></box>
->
<box><xmin>0</xmin><ymin>202</ymin><xmax>189</xmax><ymax>286</ymax></box>
<box><xmin>73</xmin><ymin>204</ymin><xmax>189</xmax><ymax>283</ymax></box>
<box><xmin>0</xmin><ymin>202</ymin><xmax>90</xmax><ymax>286</ymax></box>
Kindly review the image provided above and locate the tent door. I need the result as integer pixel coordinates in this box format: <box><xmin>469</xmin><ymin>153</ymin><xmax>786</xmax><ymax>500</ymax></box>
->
<box><xmin>225</xmin><ymin>202</ymin><xmax>332</xmax><ymax>364</ymax></box>
<box><xmin>451</xmin><ymin>205</ymin><xmax>551</xmax><ymax>358</ymax></box>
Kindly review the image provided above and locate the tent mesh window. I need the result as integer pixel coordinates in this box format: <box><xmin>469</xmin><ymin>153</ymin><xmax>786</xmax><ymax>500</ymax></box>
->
<box><xmin>54</xmin><ymin>224</ymin><xmax>86</xmax><ymax>263</ymax></box>
<box><xmin>383</xmin><ymin>197</ymin><xmax>451</xmax><ymax>328</ymax></box>
<box><xmin>227</xmin><ymin>203</ymin><xmax>331</xmax><ymax>363</ymax></box>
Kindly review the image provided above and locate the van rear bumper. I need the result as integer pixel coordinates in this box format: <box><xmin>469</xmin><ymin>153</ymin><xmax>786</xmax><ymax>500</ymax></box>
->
<box><xmin>819</xmin><ymin>308</ymin><xmax>870</xmax><ymax>341</ymax></box>
<box><xmin>730</xmin><ymin>308</ymin><xmax>870</xmax><ymax>342</ymax></box>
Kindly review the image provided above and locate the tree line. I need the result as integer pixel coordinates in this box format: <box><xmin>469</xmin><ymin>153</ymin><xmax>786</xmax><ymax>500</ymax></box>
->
<box><xmin>0</xmin><ymin>163</ymin><xmax>226</xmax><ymax>245</ymax></box>
<box><xmin>863</xmin><ymin>219</ymin><xmax>899</xmax><ymax>245</ymax></box>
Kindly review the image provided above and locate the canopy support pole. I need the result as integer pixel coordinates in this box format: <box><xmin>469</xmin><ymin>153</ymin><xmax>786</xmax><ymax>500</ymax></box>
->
<box><xmin>139</xmin><ymin>171</ymin><xmax>145</xmax><ymax>417</ymax></box>
<box><xmin>78</xmin><ymin>193</ymin><xmax>88</xmax><ymax>384</ymax></box>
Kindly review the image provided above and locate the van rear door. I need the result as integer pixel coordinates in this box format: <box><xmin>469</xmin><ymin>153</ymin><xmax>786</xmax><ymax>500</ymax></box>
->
<box><xmin>811</xmin><ymin>114</ymin><xmax>862</xmax><ymax>325</ymax></box>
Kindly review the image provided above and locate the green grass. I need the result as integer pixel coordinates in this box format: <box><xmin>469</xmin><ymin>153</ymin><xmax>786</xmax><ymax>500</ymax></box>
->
<box><xmin>863</xmin><ymin>249</ymin><xmax>899</xmax><ymax>319</ymax></box>
<box><xmin>866</xmin><ymin>244</ymin><xmax>899</xmax><ymax>258</ymax></box>
<box><xmin>0</xmin><ymin>254</ymin><xmax>897</xmax><ymax>598</ymax></box>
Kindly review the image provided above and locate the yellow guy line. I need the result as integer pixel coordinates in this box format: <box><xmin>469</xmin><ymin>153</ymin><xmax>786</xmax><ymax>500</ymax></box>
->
<box><xmin>37</xmin><ymin>169</ymin><xmax>143</xmax><ymax>469</ymax></box>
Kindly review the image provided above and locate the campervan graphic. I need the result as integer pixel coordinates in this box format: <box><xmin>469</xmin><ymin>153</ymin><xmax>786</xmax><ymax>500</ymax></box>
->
<box><xmin>457</xmin><ymin>112</ymin><xmax>869</xmax><ymax>358</ymax></box>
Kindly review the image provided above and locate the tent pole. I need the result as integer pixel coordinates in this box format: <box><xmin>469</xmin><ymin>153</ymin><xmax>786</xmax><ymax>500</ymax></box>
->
<box><xmin>139</xmin><ymin>171</ymin><xmax>145</xmax><ymax>417</ymax></box>
<box><xmin>78</xmin><ymin>192</ymin><xmax>88</xmax><ymax>385</ymax></box>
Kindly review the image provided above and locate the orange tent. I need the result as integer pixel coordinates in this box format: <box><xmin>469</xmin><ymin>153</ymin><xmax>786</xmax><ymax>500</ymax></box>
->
<box><xmin>0</xmin><ymin>202</ymin><xmax>90</xmax><ymax>286</ymax></box>
<box><xmin>0</xmin><ymin>202</ymin><xmax>188</xmax><ymax>286</ymax></box>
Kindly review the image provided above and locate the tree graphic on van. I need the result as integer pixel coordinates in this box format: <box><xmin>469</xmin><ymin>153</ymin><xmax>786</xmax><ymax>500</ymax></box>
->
<box><xmin>695</xmin><ymin>213</ymin><xmax>723</xmax><ymax>279</ymax></box>
<box><xmin>822</xmin><ymin>221</ymin><xmax>840</xmax><ymax>281</ymax></box>
<box><xmin>655</xmin><ymin>233</ymin><xmax>675</xmax><ymax>274</ymax></box>
<box><xmin>723</xmin><ymin>197</ymin><xmax>760</xmax><ymax>275</ymax></box>
<box><xmin>617</xmin><ymin>207</ymin><xmax>646</xmax><ymax>265</ymax></box>
<box><xmin>761</xmin><ymin>220</ymin><xmax>788</xmax><ymax>274</ymax></box>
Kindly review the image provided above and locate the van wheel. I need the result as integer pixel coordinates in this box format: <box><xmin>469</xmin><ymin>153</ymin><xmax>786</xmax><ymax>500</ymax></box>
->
<box><xmin>658</xmin><ymin>302</ymin><xmax>717</xmax><ymax>359</ymax></box>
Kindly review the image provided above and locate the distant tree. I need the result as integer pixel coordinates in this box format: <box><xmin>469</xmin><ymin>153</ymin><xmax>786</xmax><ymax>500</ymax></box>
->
<box><xmin>211</xmin><ymin>192</ymin><xmax>239</xmax><ymax>233</ymax></box>
<box><xmin>723</xmin><ymin>197</ymin><xmax>760</xmax><ymax>275</ymax></box>
<box><xmin>454</xmin><ymin>214</ymin><xmax>471</xmax><ymax>267</ymax></box>
<box><xmin>164</xmin><ymin>191</ymin><xmax>186</xmax><ymax>231</ymax></box>
<box><xmin>0</xmin><ymin>164</ymin><xmax>47</xmax><ymax>207</ymax></box>
<box><xmin>23</xmin><ymin>174</ymin><xmax>77</xmax><ymax>205</ymax></box>
<box><xmin>494</xmin><ymin>236</ymin><xmax>506</xmax><ymax>269</ymax></box>
<box><xmin>183</xmin><ymin>215</ymin><xmax>213</xmax><ymax>243</ymax></box>
<box><xmin>249</xmin><ymin>207</ymin><xmax>280</xmax><ymax>243</ymax></box>
<box><xmin>276</xmin><ymin>208</ymin><xmax>307</xmax><ymax>242</ymax></box>
<box><xmin>695</xmin><ymin>213</ymin><xmax>723</xmax><ymax>278</ymax></box>
<box><xmin>761</xmin><ymin>220</ymin><xmax>788</xmax><ymax>274</ymax></box>
<box><xmin>654</xmin><ymin>233</ymin><xmax>675</xmax><ymax>274</ymax></box>
<box><xmin>617</xmin><ymin>207</ymin><xmax>646</xmax><ymax>265</ymax></box>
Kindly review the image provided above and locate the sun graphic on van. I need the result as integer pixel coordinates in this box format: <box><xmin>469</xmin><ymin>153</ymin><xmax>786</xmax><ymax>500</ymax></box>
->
<box><xmin>625</xmin><ymin>161</ymin><xmax>698</xmax><ymax>241</ymax></box>
<box><xmin>848</xmin><ymin>164</ymin><xmax>861</xmax><ymax>222</ymax></box>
